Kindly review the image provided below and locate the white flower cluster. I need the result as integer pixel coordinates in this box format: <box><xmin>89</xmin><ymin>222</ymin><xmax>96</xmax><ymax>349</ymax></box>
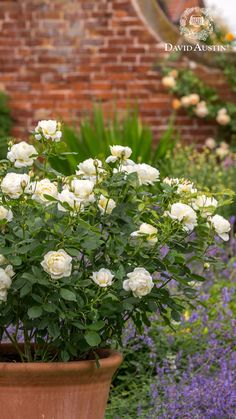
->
<box><xmin>162</xmin><ymin>72</ymin><xmax>231</xmax><ymax>126</ymax></box>
<box><xmin>205</xmin><ymin>138</ymin><xmax>231</xmax><ymax>159</ymax></box>
<box><xmin>162</xmin><ymin>177</ymin><xmax>230</xmax><ymax>239</ymax></box>
<box><xmin>105</xmin><ymin>146</ymin><xmax>160</xmax><ymax>186</ymax></box>
<box><xmin>92</xmin><ymin>266</ymin><xmax>154</xmax><ymax>299</ymax></box>
<box><xmin>0</xmin><ymin>265</ymin><xmax>14</xmax><ymax>302</ymax></box>
<box><xmin>181</xmin><ymin>94</ymin><xmax>200</xmax><ymax>108</ymax></box>
<box><xmin>163</xmin><ymin>177</ymin><xmax>197</xmax><ymax>194</ymax></box>
<box><xmin>0</xmin><ymin>122</ymin><xmax>231</xmax><ymax>305</ymax></box>
<box><xmin>168</xmin><ymin>200</ymin><xmax>230</xmax><ymax>240</ymax></box>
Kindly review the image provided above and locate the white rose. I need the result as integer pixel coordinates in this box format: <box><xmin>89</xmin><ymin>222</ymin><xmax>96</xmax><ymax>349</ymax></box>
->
<box><xmin>1</xmin><ymin>173</ymin><xmax>30</xmax><ymax>199</ymax></box>
<box><xmin>163</xmin><ymin>177</ymin><xmax>196</xmax><ymax>194</ymax></box>
<box><xmin>205</xmin><ymin>138</ymin><xmax>216</xmax><ymax>149</ymax></box>
<box><xmin>30</xmin><ymin>179</ymin><xmax>58</xmax><ymax>204</ymax></box>
<box><xmin>0</xmin><ymin>266</ymin><xmax>14</xmax><ymax>289</ymax></box>
<box><xmin>35</xmin><ymin>120</ymin><xmax>62</xmax><ymax>142</ymax></box>
<box><xmin>131</xmin><ymin>223</ymin><xmax>157</xmax><ymax>244</ymax></box>
<box><xmin>98</xmin><ymin>194</ymin><xmax>116</xmax><ymax>214</ymax></box>
<box><xmin>76</xmin><ymin>158</ymin><xmax>104</xmax><ymax>180</ymax></box>
<box><xmin>106</xmin><ymin>145</ymin><xmax>132</xmax><ymax>163</ymax></box>
<box><xmin>58</xmin><ymin>189</ymin><xmax>84</xmax><ymax>213</ymax></box>
<box><xmin>67</xmin><ymin>179</ymin><xmax>95</xmax><ymax>203</ymax></box>
<box><xmin>0</xmin><ymin>255</ymin><xmax>7</xmax><ymax>265</ymax></box>
<box><xmin>210</xmin><ymin>214</ymin><xmax>231</xmax><ymax>241</ymax></box>
<box><xmin>163</xmin><ymin>177</ymin><xmax>180</xmax><ymax>186</ymax></box>
<box><xmin>189</xmin><ymin>94</ymin><xmax>200</xmax><ymax>105</ymax></box>
<box><xmin>0</xmin><ymin>265</ymin><xmax>14</xmax><ymax>301</ymax></box>
<box><xmin>167</xmin><ymin>203</ymin><xmax>197</xmax><ymax>232</ymax></box>
<box><xmin>180</xmin><ymin>96</ymin><xmax>192</xmax><ymax>108</ymax></box>
<box><xmin>91</xmin><ymin>268</ymin><xmax>114</xmax><ymax>287</ymax></box>
<box><xmin>0</xmin><ymin>290</ymin><xmax>8</xmax><ymax>302</ymax></box>
<box><xmin>194</xmin><ymin>101</ymin><xmax>208</xmax><ymax>118</ymax></box>
<box><xmin>216</xmin><ymin>111</ymin><xmax>231</xmax><ymax>126</ymax></box>
<box><xmin>7</xmin><ymin>141</ymin><xmax>37</xmax><ymax>168</ymax></box>
<box><xmin>215</xmin><ymin>142</ymin><xmax>229</xmax><ymax>159</ymax></box>
<box><xmin>123</xmin><ymin>267</ymin><xmax>154</xmax><ymax>298</ymax></box>
<box><xmin>0</xmin><ymin>205</ymin><xmax>13</xmax><ymax>222</ymax></box>
<box><xmin>162</xmin><ymin>76</ymin><xmax>176</xmax><ymax>89</ymax></box>
<box><xmin>125</xmin><ymin>163</ymin><xmax>159</xmax><ymax>185</ymax></box>
<box><xmin>177</xmin><ymin>180</ymin><xmax>197</xmax><ymax>195</ymax></box>
<box><xmin>192</xmin><ymin>195</ymin><xmax>218</xmax><ymax>216</ymax></box>
<box><xmin>216</xmin><ymin>108</ymin><xmax>231</xmax><ymax>125</ymax></box>
<box><xmin>41</xmin><ymin>249</ymin><xmax>72</xmax><ymax>279</ymax></box>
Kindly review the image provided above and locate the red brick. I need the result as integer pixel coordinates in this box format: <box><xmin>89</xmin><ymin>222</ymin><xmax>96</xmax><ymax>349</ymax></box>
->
<box><xmin>0</xmin><ymin>0</ymin><xmax>232</xmax><ymax>144</ymax></box>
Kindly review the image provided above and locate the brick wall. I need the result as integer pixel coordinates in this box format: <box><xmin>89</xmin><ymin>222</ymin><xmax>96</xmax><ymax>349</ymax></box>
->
<box><xmin>0</xmin><ymin>0</ymin><xmax>235</xmax><ymax>142</ymax></box>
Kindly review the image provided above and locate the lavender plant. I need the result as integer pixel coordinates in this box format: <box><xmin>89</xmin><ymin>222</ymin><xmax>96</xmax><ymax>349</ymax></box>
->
<box><xmin>106</xmin><ymin>231</ymin><xmax>236</xmax><ymax>418</ymax></box>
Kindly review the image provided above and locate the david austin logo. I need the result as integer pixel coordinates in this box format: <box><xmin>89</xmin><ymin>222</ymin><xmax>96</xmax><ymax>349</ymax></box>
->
<box><xmin>164</xmin><ymin>7</ymin><xmax>228</xmax><ymax>52</ymax></box>
<box><xmin>180</xmin><ymin>7</ymin><xmax>214</xmax><ymax>41</ymax></box>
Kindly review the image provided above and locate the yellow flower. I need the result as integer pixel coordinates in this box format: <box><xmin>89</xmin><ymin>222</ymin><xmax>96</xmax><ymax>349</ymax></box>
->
<box><xmin>225</xmin><ymin>32</ymin><xmax>235</xmax><ymax>42</ymax></box>
<box><xmin>184</xmin><ymin>310</ymin><xmax>190</xmax><ymax>321</ymax></box>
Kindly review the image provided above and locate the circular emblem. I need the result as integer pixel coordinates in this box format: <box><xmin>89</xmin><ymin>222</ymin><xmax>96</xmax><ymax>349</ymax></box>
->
<box><xmin>180</xmin><ymin>7</ymin><xmax>214</xmax><ymax>42</ymax></box>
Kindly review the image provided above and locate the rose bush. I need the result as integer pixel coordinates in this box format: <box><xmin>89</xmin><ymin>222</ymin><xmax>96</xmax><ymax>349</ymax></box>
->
<box><xmin>0</xmin><ymin>122</ymin><xmax>231</xmax><ymax>362</ymax></box>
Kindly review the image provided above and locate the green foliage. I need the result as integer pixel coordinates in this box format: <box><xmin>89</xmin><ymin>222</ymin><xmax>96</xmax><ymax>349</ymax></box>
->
<box><xmin>50</xmin><ymin>107</ymin><xmax>176</xmax><ymax>174</ymax></box>
<box><xmin>0</xmin><ymin>92</ymin><xmax>13</xmax><ymax>159</ymax></box>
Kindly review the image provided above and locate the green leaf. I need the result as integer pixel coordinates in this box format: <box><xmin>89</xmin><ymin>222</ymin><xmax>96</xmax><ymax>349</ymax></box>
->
<box><xmin>43</xmin><ymin>194</ymin><xmax>58</xmax><ymax>202</ymax></box>
<box><xmin>171</xmin><ymin>310</ymin><xmax>181</xmax><ymax>322</ymax></box>
<box><xmin>10</xmin><ymin>256</ymin><xmax>22</xmax><ymax>266</ymax></box>
<box><xmin>84</xmin><ymin>331</ymin><xmax>101</xmax><ymax>347</ymax></box>
<box><xmin>189</xmin><ymin>273</ymin><xmax>206</xmax><ymax>282</ymax></box>
<box><xmin>72</xmin><ymin>321</ymin><xmax>86</xmax><ymax>330</ymax></box>
<box><xmin>60</xmin><ymin>350</ymin><xmax>70</xmax><ymax>362</ymax></box>
<box><xmin>21</xmin><ymin>272</ymin><xmax>37</xmax><ymax>283</ymax></box>
<box><xmin>32</xmin><ymin>266</ymin><xmax>43</xmax><ymax>278</ymax></box>
<box><xmin>20</xmin><ymin>283</ymin><xmax>32</xmax><ymax>297</ymax></box>
<box><xmin>65</xmin><ymin>248</ymin><xmax>81</xmax><ymax>257</ymax></box>
<box><xmin>60</xmin><ymin>288</ymin><xmax>77</xmax><ymax>302</ymax></box>
<box><xmin>43</xmin><ymin>303</ymin><xmax>57</xmax><ymax>313</ymax></box>
<box><xmin>28</xmin><ymin>306</ymin><xmax>43</xmax><ymax>319</ymax></box>
<box><xmin>88</xmin><ymin>320</ymin><xmax>105</xmax><ymax>331</ymax></box>
<box><xmin>48</xmin><ymin>323</ymin><xmax>60</xmax><ymax>339</ymax></box>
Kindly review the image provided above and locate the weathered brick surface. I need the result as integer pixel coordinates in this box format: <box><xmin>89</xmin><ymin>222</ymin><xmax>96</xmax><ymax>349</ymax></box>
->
<box><xmin>0</xmin><ymin>0</ymin><xmax>235</xmax><ymax>142</ymax></box>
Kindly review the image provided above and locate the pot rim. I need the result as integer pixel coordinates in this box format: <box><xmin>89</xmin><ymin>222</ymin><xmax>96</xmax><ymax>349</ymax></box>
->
<box><xmin>0</xmin><ymin>344</ymin><xmax>123</xmax><ymax>374</ymax></box>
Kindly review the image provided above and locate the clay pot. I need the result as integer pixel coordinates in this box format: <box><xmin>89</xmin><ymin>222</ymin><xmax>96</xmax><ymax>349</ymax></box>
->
<box><xmin>0</xmin><ymin>344</ymin><xmax>122</xmax><ymax>419</ymax></box>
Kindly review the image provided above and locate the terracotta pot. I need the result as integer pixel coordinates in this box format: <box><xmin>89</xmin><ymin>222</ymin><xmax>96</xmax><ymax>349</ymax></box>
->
<box><xmin>0</xmin><ymin>344</ymin><xmax>122</xmax><ymax>419</ymax></box>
